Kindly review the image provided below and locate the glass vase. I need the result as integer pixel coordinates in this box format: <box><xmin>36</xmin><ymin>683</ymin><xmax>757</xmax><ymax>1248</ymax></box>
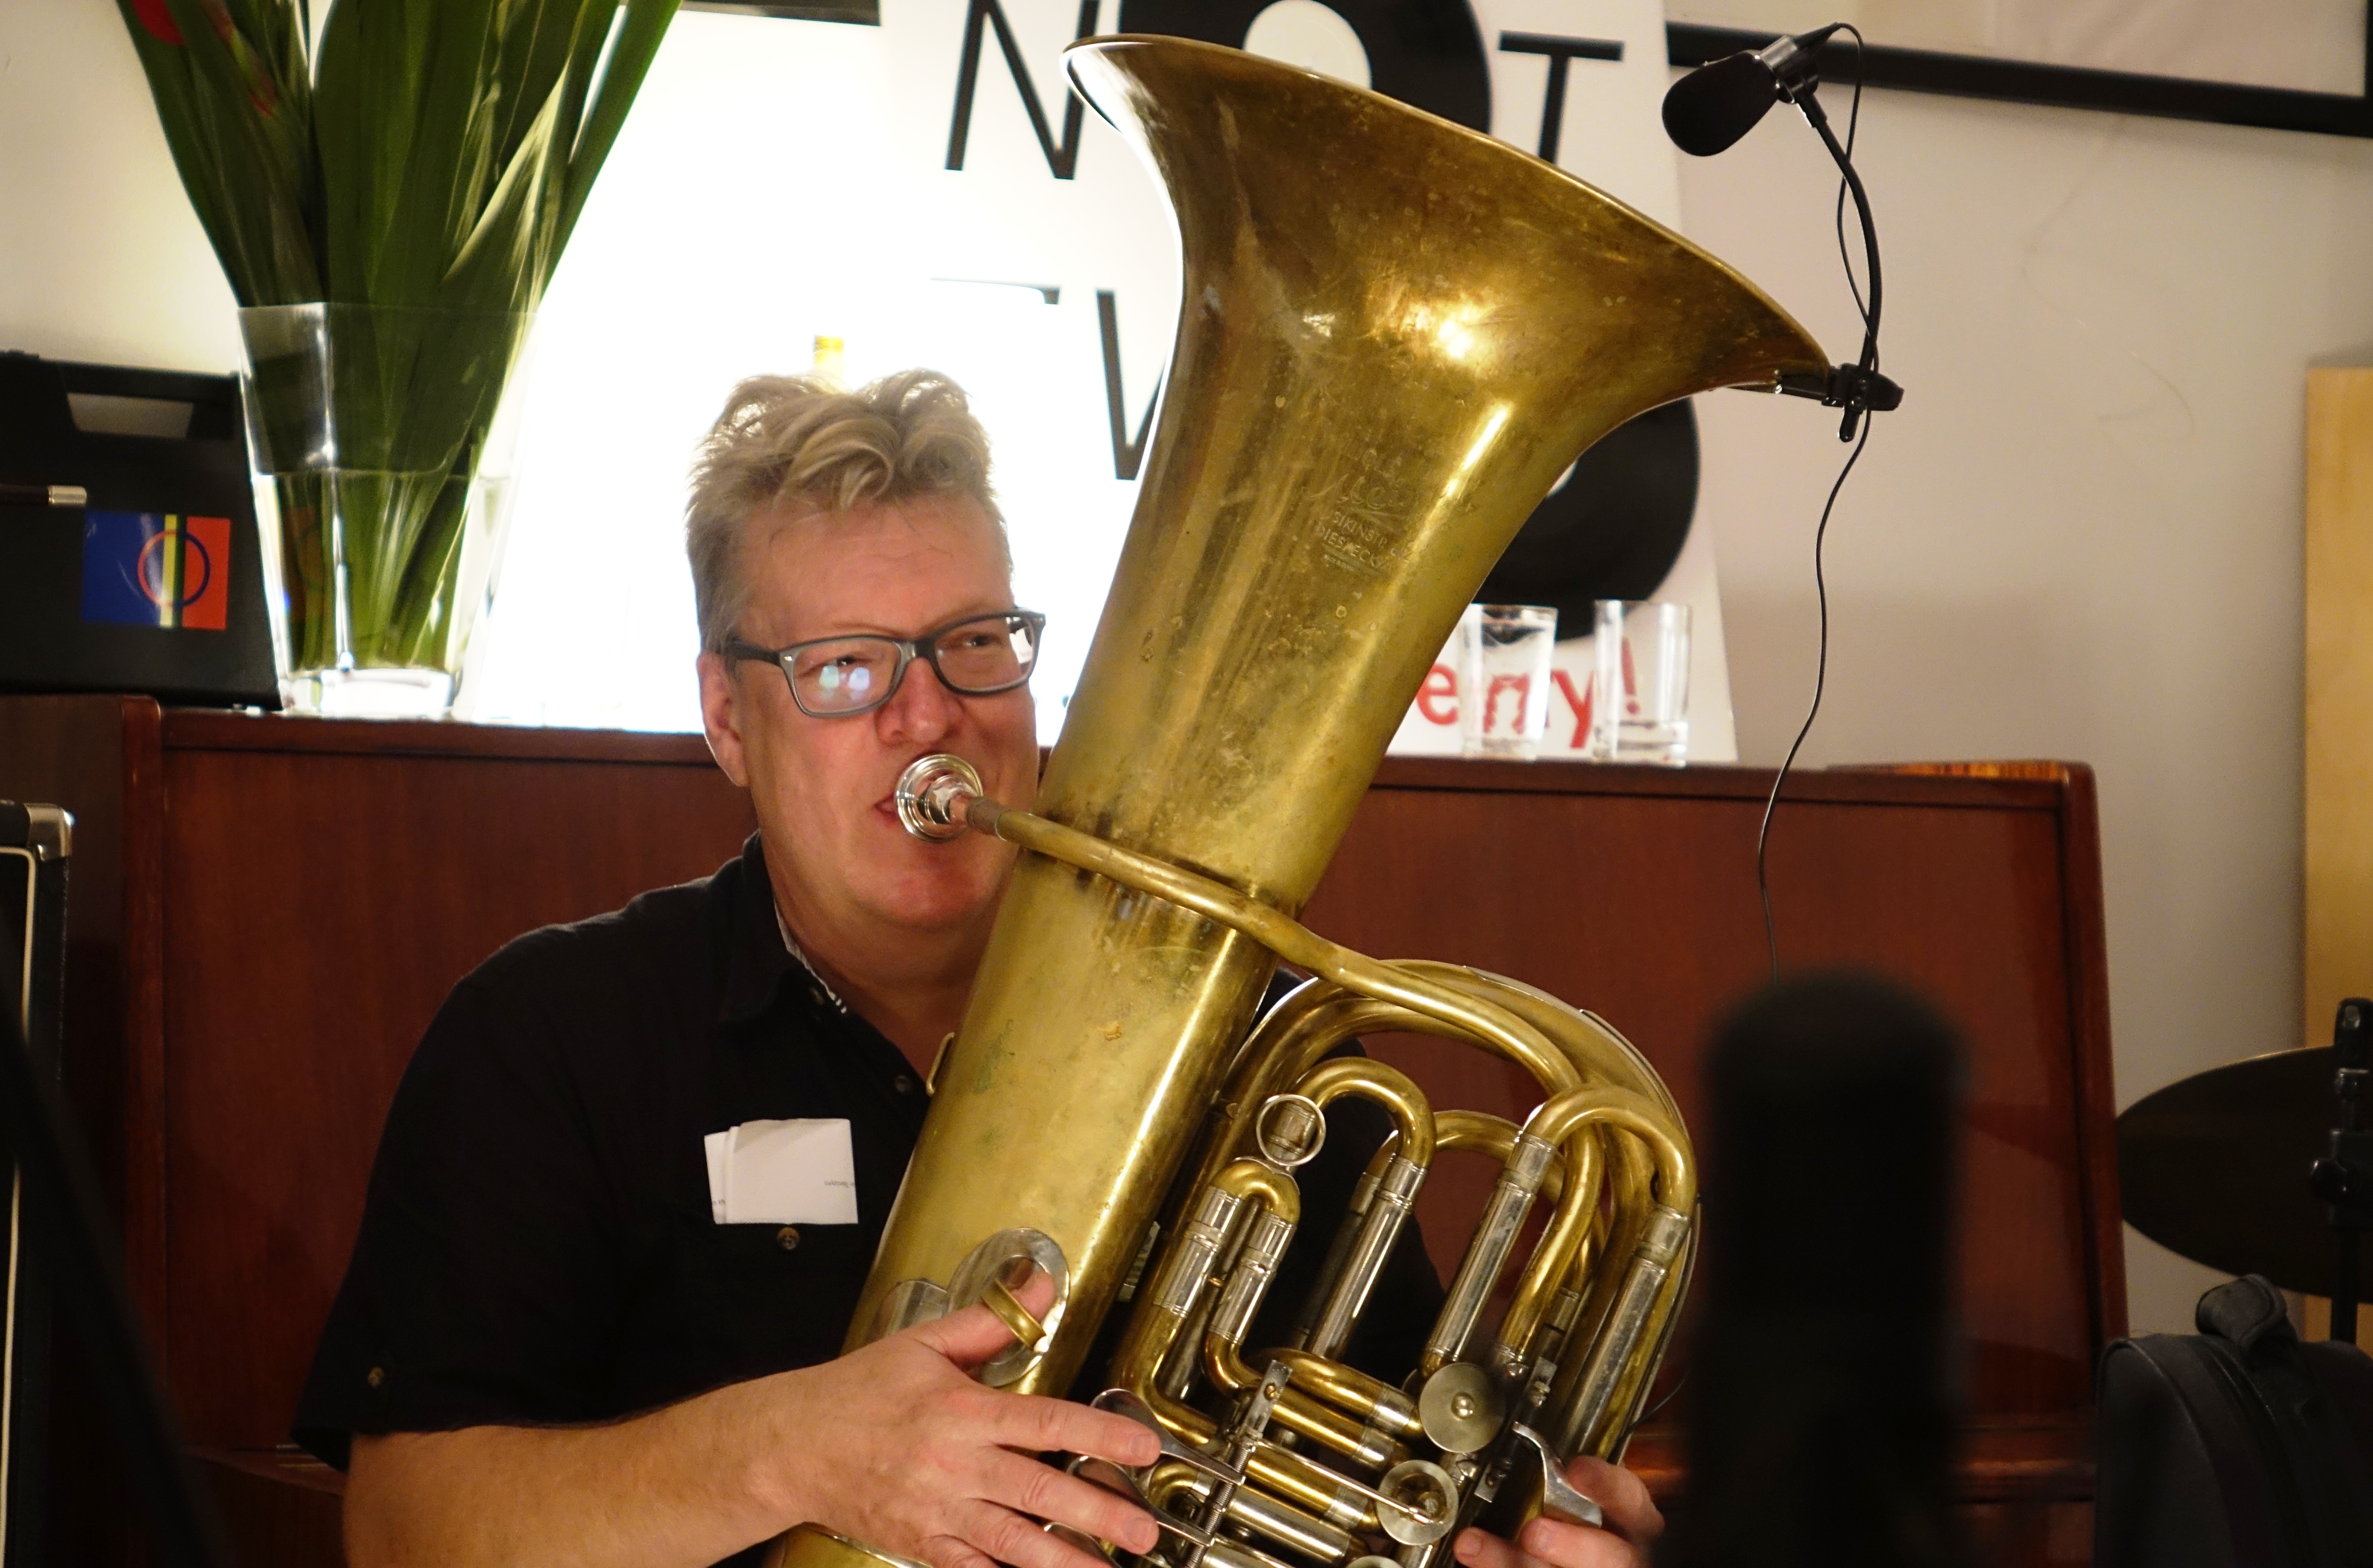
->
<box><xmin>236</xmin><ymin>303</ymin><xmax>536</xmax><ymax>718</ymax></box>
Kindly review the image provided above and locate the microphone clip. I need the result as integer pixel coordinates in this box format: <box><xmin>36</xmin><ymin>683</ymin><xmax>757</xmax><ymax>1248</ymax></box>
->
<box><xmin>1757</xmin><ymin>27</ymin><xmax>1835</xmax><ymax>105</ymax></box>
<box><xmin>1779</xmin><ymin>361</ymin><xmax>1903</xmax><ymax>441</ymax></box>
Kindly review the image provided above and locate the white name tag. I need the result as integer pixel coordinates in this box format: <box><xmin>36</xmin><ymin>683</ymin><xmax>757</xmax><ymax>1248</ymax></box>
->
<box><xmin>703</xmin><ymin>1118</ymin><xmax>859</xmax><ymax>1226</ymax></box>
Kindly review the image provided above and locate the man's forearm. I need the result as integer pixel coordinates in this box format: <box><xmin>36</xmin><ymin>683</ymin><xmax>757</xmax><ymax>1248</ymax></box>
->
<box><xmin>342</xmin><ymin>1295</ymin><xmax>1162</xmax><ymax>1568</ymax></box>
<box><xmin>344</xmin><ymin>1371</ymin><xmax>811</xmax><ymax>1568</ymax></box>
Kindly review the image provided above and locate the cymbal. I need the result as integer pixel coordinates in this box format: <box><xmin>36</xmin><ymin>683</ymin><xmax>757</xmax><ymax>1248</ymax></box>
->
<box><xmin>2117</xmin><ymin>1046</ymin><xmax>2369</xmax><ymax>1299</ymax></box>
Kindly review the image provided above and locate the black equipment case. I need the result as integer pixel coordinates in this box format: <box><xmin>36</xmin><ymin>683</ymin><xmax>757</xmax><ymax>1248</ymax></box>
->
<box><xmin>0</xmin><ymin>351</ymin><xmax>277</xmax><ymax>707</ymax></box>
<box><xmin>2095</xmin><ymin>1273</ymin><xmax>2373</xmax><ymax>1568</ymax></box>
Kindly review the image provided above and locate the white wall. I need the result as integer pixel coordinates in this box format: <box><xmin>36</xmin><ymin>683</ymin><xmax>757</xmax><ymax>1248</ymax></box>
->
<box><xmin>9</xmin><ymin>2</ymin><xmax>2373</xmax><ymax>1332</ymax></box>
<box><xmin>1675</xmin><ymin>88</ymin><xmax>2373</xmax><ymax>1331</ymax></box>
<box><xmin>1669</xmin><ymin>0</ymin><xmax>2366</xmax><ymax>96</ymax></box>
<box><xmin>0</xmin><ymin>4</ymin><xmax>239</xmax><ymax>375</ymax></box>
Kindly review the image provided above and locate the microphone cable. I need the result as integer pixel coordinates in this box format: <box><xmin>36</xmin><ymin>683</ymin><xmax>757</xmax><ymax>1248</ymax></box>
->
<box><xmin>1830</xmin><ymin>29</ymin><xmax>1870</xmax><ymax>329</ymax></box>
<box><xmin>1754</xmin><ymin>25</ymin><xmax>1875</xmax><ymax>979</ymax></box>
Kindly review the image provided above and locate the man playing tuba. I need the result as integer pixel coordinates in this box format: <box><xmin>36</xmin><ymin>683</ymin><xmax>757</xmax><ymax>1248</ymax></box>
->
<box><xmin>296</xmin><ymin>371</ymin><xmax>1663</xmax><ymax>1568</ymax></box>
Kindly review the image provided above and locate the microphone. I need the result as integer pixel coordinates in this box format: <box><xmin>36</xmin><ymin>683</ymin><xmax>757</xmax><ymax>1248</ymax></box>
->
<box><xmin>1662</xmin><ymin>24</ymin><xmax>1843</xmax><ymax>157</ymax></box>
<box><xmin>1657</xmin><ymin>972</ymin><xmax>1967</xmax><ymax>1568</ymax></box>
<box><xmin>1661</xmin><ymin>21</ymin><xmax>1901</xmax><ymax>440</ymax></box>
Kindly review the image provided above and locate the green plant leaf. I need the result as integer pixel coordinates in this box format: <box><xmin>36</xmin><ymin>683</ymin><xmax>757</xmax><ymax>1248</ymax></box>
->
<box><xmin>557</xmin><ymin>0</ymin><xmax>678</xmax><ymax>255</ymax></box>
<box><xmin>115</xmin><ymin>0</ymin><xmax>319</xmax><ymax>303</ymax></box>
<box><xmin>317</xmin><ymin>0</ymin><xmax>493</xmax><ymax>303</ymax></box>
<box><xmin>122</xmin><ymin>0</ymin><xmax>684</xmax><ymax>678</ymax></box>
<box><xmin>487</xmin><ymin>0</ymin><xmax>601</xmax><ymax>181</ymax></box>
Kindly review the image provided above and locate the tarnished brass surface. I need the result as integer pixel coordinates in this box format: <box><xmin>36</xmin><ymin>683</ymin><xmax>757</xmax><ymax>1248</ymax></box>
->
<box><xmin>771</xmin><ymin>32</ymin><xmax>1816</xmax><ymax>1568</ymax></box>
<box><xmin>764</xmin><ymin>1527</ymin><xmax>926</xmax><ymax>1568</ymax></box>
<box><xmin>874</xmin><ymin>760</ymin><xmax>1700</xmax><ymax>1532</ymax></box>
<box><xmin>842</xmin><ymin>33</ymin><xmax>1814</xmax><ymax>1383</ymax></box>
<box><xmin>837</xmin><ymin>768</ymin><xmax>1704</xmax><ymax>1552</ymax></box>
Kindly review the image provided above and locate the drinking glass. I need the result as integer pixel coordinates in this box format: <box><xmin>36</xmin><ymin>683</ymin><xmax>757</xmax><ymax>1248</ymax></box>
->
<box><xmin>1458</xmin><ymin>604</ymin><xmax>1559</xmax><ymax>760</ymax></box>
<box><xmin>1589</xmin><ymin>600</ymin><xmax>1691</xmax><ymax>765</ymax></box>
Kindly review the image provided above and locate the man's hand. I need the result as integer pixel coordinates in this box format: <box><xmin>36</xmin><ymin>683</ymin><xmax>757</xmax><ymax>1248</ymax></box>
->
<box><xmin>775</xmin><ymin>1279</ymin><xmax>1163</xmax><ymax>1568</ymax></box>
<box><xmin>345</xmin><ymin>1273</ymin><xmax>1161</xmax><ymax>1568</ymax></box>
<box><xmin>1450</xmin><ymin>1459</ymin><xmax>1662</xmax><ymax>1568</ymax></box>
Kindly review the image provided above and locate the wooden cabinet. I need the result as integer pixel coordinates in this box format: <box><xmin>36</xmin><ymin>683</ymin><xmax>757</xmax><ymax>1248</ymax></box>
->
<box><xmin>0</xmin><ymin>697</ymin><xmax>2116</xmax><ymax>1566</ymax></box>
<box><xmin>1304</xmin><ymin>755</ymin><xmax>2116</xmax><ymax>1568</ymax></box>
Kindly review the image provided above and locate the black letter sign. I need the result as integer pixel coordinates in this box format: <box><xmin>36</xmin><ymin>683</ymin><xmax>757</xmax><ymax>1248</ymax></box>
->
<box><xmin>1117</xmin><ymin>0</ymin><xmax>1491</xmax><ymax>131</ymax></box>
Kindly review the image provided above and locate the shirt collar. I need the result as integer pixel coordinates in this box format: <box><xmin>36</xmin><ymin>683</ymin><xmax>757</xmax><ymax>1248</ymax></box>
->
<box><xmin>774</xmin><ymin>900</ymin><xmax>850</xmax><ymax>1014</ymax></box>
<box><xmin>716</xmin><ymin>834</ymin><xmax>845</xmax><ymax>1025</ymax></box>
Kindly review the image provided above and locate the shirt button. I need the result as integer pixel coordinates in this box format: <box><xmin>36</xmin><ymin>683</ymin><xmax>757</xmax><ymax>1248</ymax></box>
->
<box><xmin>776</xmin><ymin>1226</ymin><xmax>801</xmax><ymax>1252</ymax></box>
<box><xmin>893</xmin><ymin>1073</ymin><xmax>919</xmax><ymax>1096</ymax></box>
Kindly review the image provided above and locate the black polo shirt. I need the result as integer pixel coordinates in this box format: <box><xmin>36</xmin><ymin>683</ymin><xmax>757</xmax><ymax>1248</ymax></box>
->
<box><xmin>296</xmin><ymin>835</ymin><xmax>1441</xmax><ymax>1542</ymax></box>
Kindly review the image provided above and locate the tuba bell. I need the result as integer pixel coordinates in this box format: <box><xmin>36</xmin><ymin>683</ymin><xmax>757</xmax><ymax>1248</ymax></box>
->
<box><xmin>769</xmin><ymin>33</ymin><xmax>1825</xmax><ymax>1568</ymax></box>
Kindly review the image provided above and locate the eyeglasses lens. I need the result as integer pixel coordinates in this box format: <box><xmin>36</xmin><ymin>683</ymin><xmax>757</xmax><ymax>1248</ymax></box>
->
<box><xmin>792</xmin><ymin>641</ymin><xmax>897</xmax><ymax>713</ymax></box>
<box><xmin>785</xmin><ymin>616</ymin><xmax>1039</xmax><ymax>713</ymax></box>
<box><xmin>934</xmin><ymin>615</ymin><xmax>1039</xmax><ymax>692</ymax></box>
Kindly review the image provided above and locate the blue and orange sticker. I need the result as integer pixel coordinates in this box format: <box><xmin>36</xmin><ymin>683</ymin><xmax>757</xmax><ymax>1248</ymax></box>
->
<box><xmin>80</xmin><ymin>511</ymin><xmax>231</xmax><ymax>631</ymax></box>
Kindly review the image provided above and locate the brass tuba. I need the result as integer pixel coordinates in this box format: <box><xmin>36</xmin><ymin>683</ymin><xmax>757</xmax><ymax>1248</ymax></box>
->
<box><xmin>769</xmin><ymin>34</ymin><xmax>1823</xmax><ymax>1568</ymax></box>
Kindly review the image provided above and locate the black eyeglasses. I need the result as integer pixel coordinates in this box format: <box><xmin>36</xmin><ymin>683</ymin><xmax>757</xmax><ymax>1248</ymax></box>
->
<box><xmin>725</xmin><ymin>609</ymin><xmax>1047</xmax><ymax>719</ymax></box>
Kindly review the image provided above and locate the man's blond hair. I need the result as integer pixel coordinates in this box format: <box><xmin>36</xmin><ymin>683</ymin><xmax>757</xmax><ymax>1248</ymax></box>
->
<box><xmin>686</xmin><ymin>369</ymin><xmax>1005</xmax><ymax>653</ymax></box>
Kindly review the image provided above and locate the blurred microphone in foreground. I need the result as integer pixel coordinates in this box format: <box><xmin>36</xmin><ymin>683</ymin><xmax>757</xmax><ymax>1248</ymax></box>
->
<box><xmin>1659</xmin><ymin>973</ymin><xmax>1968</xmax><ymax>1568</ymax></box>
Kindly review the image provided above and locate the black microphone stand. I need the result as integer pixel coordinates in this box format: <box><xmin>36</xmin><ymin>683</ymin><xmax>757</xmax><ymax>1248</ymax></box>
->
<box><xmin>2311</xmin><ymin>997</ymin><xmax>2372</xmax><ymax>1344</ymax></box>
<box><xmin>1770</xmin><ymin>73</ymin><xmax>1901</xmax><ymax>440</ymax></box>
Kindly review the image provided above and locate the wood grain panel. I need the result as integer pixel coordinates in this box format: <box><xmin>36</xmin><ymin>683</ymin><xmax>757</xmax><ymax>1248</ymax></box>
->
<box><xmin>1305</xmin><ymin>767</ymin><xmax>2105</xmax><ymax>1422</ymax></box>
<box><xmin>158</xmin><ymin>738</ymin><xmax>755</xmax><ymax>1446</ymax></box>
<box><xmin>2306</xmin><ymin>366</ymin><xmax>2373</xmax><ymax>1047</ymax></box>
<box><xmin>193</xmin><ymin>1448</ymin><xmax>344</xmax><ymax>1568</ymax></box>
<box><xmin>0</xmin><ymin>695</ymin><xmax>167</xmax><ymax>1335</ymax></box>
<box><xmin>4</xmin><ymin>701</ymin><xmax>2121</xmax><ymax>1562</ymax></box>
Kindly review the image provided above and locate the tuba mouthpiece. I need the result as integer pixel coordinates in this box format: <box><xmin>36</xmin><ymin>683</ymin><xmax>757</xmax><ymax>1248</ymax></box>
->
<box><xmin>895</xmin><ymin>755</ymin><xmax>985</xmax><ymax>841</ymax></box>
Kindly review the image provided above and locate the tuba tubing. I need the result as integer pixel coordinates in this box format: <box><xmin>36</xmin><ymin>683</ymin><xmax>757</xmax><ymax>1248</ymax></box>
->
<box><xmin>765</xmin><ymin>32</ymin><xmax>1821</xmax><ymax>1568</ymax></box>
